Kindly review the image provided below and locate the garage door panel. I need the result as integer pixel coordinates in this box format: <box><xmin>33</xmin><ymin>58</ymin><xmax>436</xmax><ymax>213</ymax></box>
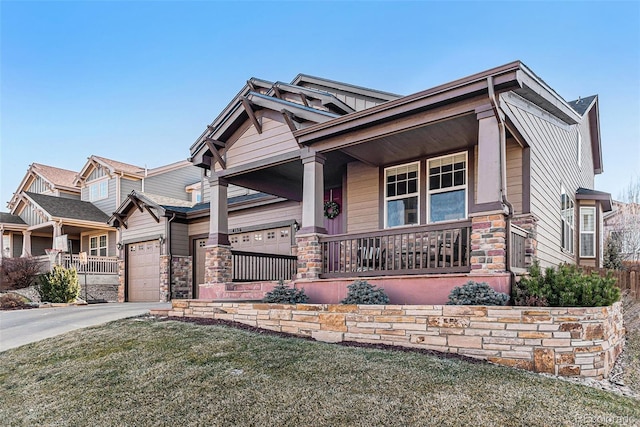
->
<box><xmin>128</xmin><ymin>240</ymin><xmax>160</xmax><ymax>302</ymax></box>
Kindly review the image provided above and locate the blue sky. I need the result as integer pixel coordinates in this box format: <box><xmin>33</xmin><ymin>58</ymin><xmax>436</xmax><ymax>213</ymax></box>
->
<box><xmin>1</xmin><ymin>1</ymin><xmax>639</xmax><ymax>208</ymax></box>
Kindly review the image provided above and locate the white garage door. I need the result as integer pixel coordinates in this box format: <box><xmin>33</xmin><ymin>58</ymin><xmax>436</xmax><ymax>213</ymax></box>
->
<box><xmin>127</xmin><ymin>240</ymin><xmax>160</xmax><ymax>302</ymax></box>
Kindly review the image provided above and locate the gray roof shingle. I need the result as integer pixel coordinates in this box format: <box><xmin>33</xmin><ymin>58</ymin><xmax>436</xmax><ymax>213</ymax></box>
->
<box><xmin>0</xmin><ymin>212</ymin><xmax>27</xmax><ymax>225</ymax></box>
<box><xmin>25</xmin><ymin>192</ymin><xmax>110</xmax><ymax>223</ymax></box>
<box><xmin>567</xmin><ymin>95</ymin><xmax>597</xmax><ymax>116</ymax></box>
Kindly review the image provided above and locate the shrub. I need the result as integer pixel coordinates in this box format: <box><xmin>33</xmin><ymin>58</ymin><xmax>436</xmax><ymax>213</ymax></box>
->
<box><xmin>0</xmin><ymin>293</ymin><xmax>33</xmax><ymax>310</ymax></box>
<box><xmin>262</xmin><ymin>281</ymin><xmax>309</xmax><ymax>304</ymax></box>
<box><xmin>0</xmin><ymin>257</ymin><xmax>44</xmax><ymax>291</ymax></box>
<box><xmin>447</xmin><ymin>281</ymin><xmax>509</xmax><ymax>306</ymax></box>
<box><xmin>341</xmin><ymin>280</ymin><xmax>390</xmax><ymax>305</ymax></box>
<box><xmin>37</xmin><ymin>265</ymin><xmax>80</xmax><ymax>303</ymax></box>
<box><xmin>514</xmin><ymin>262</ymin><xmax>620</xmax><ymax>307</ymax></box>
<box><xmin>603</xmin><ymin>236</ymin><xmax>624</xmax><ymax>270</ymax></box>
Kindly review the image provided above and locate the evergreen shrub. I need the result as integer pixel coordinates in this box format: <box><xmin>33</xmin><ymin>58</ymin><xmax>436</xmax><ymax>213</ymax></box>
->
<box><xmin>37</xmin><ymin>265</ymin><xmax>80</xmax><ymax>303</ymax></box>
<box><xmin>447</xmin><ymin>281</ymin><xmax>509</xmax><ymax>306</ymax></box>
<box><xmin>262</xmin><ymin>281</ymin><xmax>309</xmax><ymax>304</ymax></box>
<box><xmin>341</xmin><ymin>280</ymin><xmax>390</xmax><ymax>305</ymax></box>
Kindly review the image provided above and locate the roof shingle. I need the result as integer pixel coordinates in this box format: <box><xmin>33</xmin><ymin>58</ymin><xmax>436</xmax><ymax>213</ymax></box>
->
<box><xmin>25</xmin><ymin>192</ymin><xmax>110</xmax><ymax>223</ymax></box>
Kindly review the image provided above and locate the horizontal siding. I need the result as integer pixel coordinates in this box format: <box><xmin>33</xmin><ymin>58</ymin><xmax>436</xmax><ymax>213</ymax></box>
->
<box><xmin>171</xmin><ymin>222</ymin><xmax>189</xmax><ymax>256</ymax></box>
<box><xmin>188</xmin><ymin>219</ymin><xmax>209</xmax><ymax>237</ymax></box>
<box><xmin>121</xmin><ymin>209</ymin><xmax>165</xmax><ymax>243</ymax></box>
<box><xmin>229</xmin><ymin>201</ymin><xmax>301</xmax><ymax>230</ymax></box>
<box><xmin>144</xmin><ymin>165</ymin><xmax>201</xmax><ymax>201</ymax></box>
<box><xmin>57</xmin><ymin>191</ymin><xmax>81</xmax><ymax>200</ymax></box>
<box><xmin>504</xmin><ymin>98</ymin><xmax>595</xmax><ymax>269</ymax></box>
<box><xmin>505</xmin><ymin>139</ymin><xmax>523</xmax><ymax>214</ymax></box>
<box><xmin>346</xmin><ymin>161</ymin><xmax>379</xmax><ymax>233</ymax></box>
<box><xmin>225</xmin><ymin>111</ymin><xmax>299</xmax><ymax>169</ymax></box>
<box><xmin>120</xmin><ymin>178</ymin><xmax>142</xmax><ymax>204</ymax></box>
<box><xmin>89</xmin><ymin>178</ymin><xmax>118</xmax><ymax>215</ymax></box>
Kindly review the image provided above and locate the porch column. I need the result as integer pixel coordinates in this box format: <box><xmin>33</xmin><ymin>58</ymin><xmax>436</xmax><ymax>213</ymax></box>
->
<box><xmin>21</xmin><ymin>230</ymin><xmax>32</xmax><ymax>257</ymax></box>
<box><xmin>203</xmin><ymin>174</ymin><xmax>232</xmax><ymax>287</ymax></box>
<box><xmin>475</xmin><ymin>104</ymin><xmax>503</xmax><ymax>207</ymax></box>
<box><xmin>296</xmin><ymin>150</ymin><xmax>327</xmax><ymax>280</ymax></box>
<box><xmin>299</xmin><ymin>149</ymin><xmax>327</xmax><ymax>235</ymax></box>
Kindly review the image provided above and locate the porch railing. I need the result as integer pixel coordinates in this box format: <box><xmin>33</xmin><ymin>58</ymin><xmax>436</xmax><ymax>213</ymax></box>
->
<box><xmin>509</xmin><ymin>224</ymin><xmax>528</xmax><ymax>273</ymax></box>
<box><xmin>319</xmin><ymin>220</ymin><xmax>472</xmax><ymax>278</ymax></box>
<box><xmin>62</xmin><ymin>254</ymin><xmax>119</xmax><ymax>274</ymax></box>
<box><xmin>231</xmin><ymin>250</ymin><xmax>298</xmax><ymax>282</ymax></box>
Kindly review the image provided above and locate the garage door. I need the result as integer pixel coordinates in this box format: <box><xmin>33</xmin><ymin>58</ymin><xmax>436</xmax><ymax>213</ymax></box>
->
<box><xmin>230</xmin><ymin>227</ymin><xmax>292</xmax><ymax>255</ymax></box>
<box><xmin>127</xmin><ymin>240</ymin><xmax>160</xmax><ymax>302</ymax></box>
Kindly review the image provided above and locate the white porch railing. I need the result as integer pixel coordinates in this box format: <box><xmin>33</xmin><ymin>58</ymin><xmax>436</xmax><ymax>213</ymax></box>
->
<box><xmin>61</xmin><ymin>254</ymin><xmax>119</xmax><ymax>274</ymax></box>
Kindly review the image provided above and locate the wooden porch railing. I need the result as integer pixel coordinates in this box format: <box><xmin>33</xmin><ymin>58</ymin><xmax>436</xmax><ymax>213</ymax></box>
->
<box><xmin>319</xmin><ymin>221</ymin><xmax>472</xmax><ymax>278</ymax></box>
<box><xmin>231</xmin><ymin>250</ymin><xmax>298</xmax><ymax>282</ymax></box>
<box><xmin>62</xmin><ymin>254</ymin><xmax>119</xmax><ymax>274</ymax></box>
<box><xmin>509</xmin><ymin>224</ymin><xmax>528</xmax><ymax>273</ymax></box>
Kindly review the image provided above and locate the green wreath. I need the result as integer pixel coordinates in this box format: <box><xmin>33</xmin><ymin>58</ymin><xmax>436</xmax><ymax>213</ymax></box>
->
<box><xmin>324</xmin><ymin>200</ymin><xmax>341</xmax><ymax>219</ymax></box>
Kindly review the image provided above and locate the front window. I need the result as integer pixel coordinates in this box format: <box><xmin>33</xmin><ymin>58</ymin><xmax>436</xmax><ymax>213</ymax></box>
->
<box><xmin>89</xmin><ymin>180</ymin><xmax>108</xmax><ymax>201</ymax></box>
<box><xmin>90</xmin><ymin>234</ymin><xmax>107</xmax><ymax>256</ymax></box>
<box><xmin>385</xmin><ymin>162</ymin><xmax>419</xmax><ymax>228</ymax></box>
<box><xmin>428</xmin><ymin>153</ymin><xmax>467</xmax><ymax>223</ymax></box>
<box><xmin>561</xmin><ymin>188</ymin><xmax>575</xmax><ymax>254</ymax></box>
<box><xmin>580</xmin><ymin>207</ymin><xmax>596</xmax><ymax>258</ymax></box>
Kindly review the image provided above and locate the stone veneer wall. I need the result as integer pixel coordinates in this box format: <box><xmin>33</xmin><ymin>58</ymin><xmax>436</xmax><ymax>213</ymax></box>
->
<box><xmin>117</xmin><ymin>259</ymin><xmax>125</xmax><ymax>303</ymax></box>
<box><xmin>470</xmin><ymin>214</ymin><xmax>507</xmax><ymax>273</ymax></box>
<box><xmin>511</xmin><ymin>214</ymin><xmax>538</xmax><ymax>270</ymax></box>
<box><xmin>296</xmin><ymin>233</ymin><xmax>323</xmax><ymax>279</ymax></box>
<box><xmin>167</xmin><ymin>301</ymin><xmax>625</xmax><ymax>380</ymax></box>
<box><xmin>204</xmin><ymin>246</ymin><xmax>232</xmax><ymax>284</ymax></box>
<box><xmin>171</xmin><ymin>256</ymin><xmax>192</xmax><ymax>299</ymax></box>
<box><xmin>159</xmin><ymin>255</ymin><xmax>170</xmax><ymax>302</ymax></box>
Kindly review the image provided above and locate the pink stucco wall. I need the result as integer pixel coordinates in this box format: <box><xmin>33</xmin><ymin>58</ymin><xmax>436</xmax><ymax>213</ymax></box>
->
<box><xmin>297</xmin><ymin>274</ymin><xmax>511</xmax><ymax>305</ymax></box>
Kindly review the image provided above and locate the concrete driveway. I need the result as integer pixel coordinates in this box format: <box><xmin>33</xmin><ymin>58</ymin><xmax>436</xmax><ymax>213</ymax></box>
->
<box><xmin>0</xmin><ymin>302</ymin><xmax>171</xmax><ymax>352</ymax></box>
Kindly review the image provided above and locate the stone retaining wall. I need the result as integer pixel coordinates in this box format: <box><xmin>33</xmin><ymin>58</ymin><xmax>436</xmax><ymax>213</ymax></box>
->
<box><xmin>167</xmin><ymin>301</ymin><xmax>625</xmax><ymax>379</ymax></box>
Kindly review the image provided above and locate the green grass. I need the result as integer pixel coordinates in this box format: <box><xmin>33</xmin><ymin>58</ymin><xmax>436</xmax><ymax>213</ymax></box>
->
<box><xmin>0</xmin><ymin>318</ymin><xmax>638</xmax><ymax>427</ymax></box>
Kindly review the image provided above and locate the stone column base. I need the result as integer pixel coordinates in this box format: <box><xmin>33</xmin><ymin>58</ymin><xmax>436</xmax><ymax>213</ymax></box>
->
<box><xmin>296</xmin><ymin>233</ymin><xmax>324</xmax><ymax>280</ymax></box>
<box><xmin>470</xmin><ymin>214</ymin><xmax>507</xmax><ymax>273</ymax></box>
<box><xmin>205</xmin><ymin>245</ymin><xmax>232</xmax><ymax>285</ymax></box>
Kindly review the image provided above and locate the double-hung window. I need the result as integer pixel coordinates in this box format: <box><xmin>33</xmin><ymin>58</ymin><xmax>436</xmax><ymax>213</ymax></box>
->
<box><xmin>428</xmin><ymin>153</ymin><xmax>467</xmax><ymax>223</ymax></box>
<box><xmin>560</xmin><ymin>188</ymin><xmax>575</xmax><ymax>253</ymax></box>
<box><xmin>385</xmin><ymin>162</ymin><xmax>419</xmax><ymax>228</ymax></box>
<box><xmin>580</xmin><ymin>207</ymin><xmax>596</xmax><ymax>258</ymax></box>
<box><xmin>90</xmin><ymin>234</ymin><xmax>107</xmax><ymax>256</ymax></box>
<box><xmin>89</xmin><ymin>180</ymin><xmax>108</xmax><ymax>201</ymax></box>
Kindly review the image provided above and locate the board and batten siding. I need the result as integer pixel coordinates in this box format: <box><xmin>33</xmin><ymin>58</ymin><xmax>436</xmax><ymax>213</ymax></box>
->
<box><xmin>505</xmin><ymin>138</ymin><xmax>523</xmax><ymax>214</ymax></box>
<box><xmin>299</xmin><ymin>83</ymin><xmax>389</xmax><ymax>112</ymax></box>
<box><xmin>120</xmin><ymin>208</ymin><xmax>165</xmax><ymax>244</ymax></box>
<box><xmin>28</xmin><ymin>176</ymin><xmax>54</xmax><ymax>195</ymax></box>
<box><xmin>144</xmin><ymin>166</ymin><xmax>201</xmax><ymax>202</ymax></box>
<box><xmin>503</xmin><ymin>96</ymin><xmax>595</xmax><ymax>268</ymax></box>
<box><xmin>170</xmin><ymin>222</ymin><xmax>189</xmax><ymax>256</ymax></box>
<box><xmin>346</xmin><ymin>161</ymin><xmax>379</xmax><ymax>233</ymax></box>
<box><xmin>224</xmin><ymin>111</ymin><xmax>299</xmax><ymax>170</ymax></box>
<box><xmin>19</xmin><ymin>204</ymin><xmax>47</xmax><ymax>226</ymax></box>
<box><xmin>120</xmin><ymin>178</ymin><xmax>142</xmax><ymax>205</ymax></box>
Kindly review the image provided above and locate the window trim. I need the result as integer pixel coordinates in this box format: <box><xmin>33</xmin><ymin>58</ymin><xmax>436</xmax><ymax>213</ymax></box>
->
<box><xmin>560</xmin><ymin>187</ymin><xmax>575</xmax><ymax>254</ymax></box>
<box><xmin>383</xmin><ymin>161</ymin><xmax>420</xmax><ymax>229</ymax></box>
<box><xmin>89</xmin><ymin>234</ymin><xmax>108</xmax><ymax>257</ymax></box>
<box><xmin>427</xmin><ymin>152</ymin><xmax>468</xmax><ymax>223</ymax></box>
<box><xmin>88</xmin><ymin>179</ymin><xmax>109</xmax><ymax>202</ymax></box>
<box><xmin>580</xmin><ymin>206</ymin><xmax>596</xmax><ymax>258</ymax></box>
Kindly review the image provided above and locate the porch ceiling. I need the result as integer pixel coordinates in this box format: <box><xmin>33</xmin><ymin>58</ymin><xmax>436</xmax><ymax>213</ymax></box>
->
<box><xmin>225</xmin><ymin>150</ymin><xmax>355</xmax><ymax>201</ymax></box>
<box><xmin>335</xmin><ymin>113</ymin><xmax>479</xmax><ymax>166</ymax></box>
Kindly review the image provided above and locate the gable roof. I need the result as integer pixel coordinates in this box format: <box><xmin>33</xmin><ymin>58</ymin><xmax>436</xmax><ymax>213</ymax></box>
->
<box><xmin>74</xmin><ymin>155</ymin><xmax>145</xmax><ymax>185</ymax></box>
<box><xmin>567</xmin><ymin>95</ymin><xmax>598</xmax><ymax>116</ymax></box>
<box><xmin>31</xmin><ymin>163</ymin><xmax>78</xmax><ymax>189</ymax></box>
<box><xmin>24</xmin><ymin>192</ymin><xmax>110</xmax><ymax>223</ymax></box>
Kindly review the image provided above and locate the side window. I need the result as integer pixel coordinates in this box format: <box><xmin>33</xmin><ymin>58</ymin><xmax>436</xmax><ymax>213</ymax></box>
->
<box><xmin>580</xmin><ymin>207</ymin><xmax>596</xmax><ymax>258</ymax></box>
<box><xmin>560</xmin><ymin>187</ymin><xmax>575</xmax><ymax>254</ymax></box>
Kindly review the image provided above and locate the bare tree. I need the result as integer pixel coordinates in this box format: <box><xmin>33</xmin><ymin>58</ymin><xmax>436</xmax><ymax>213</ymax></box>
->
<box><xmin>606</xmin><ymin>175</ymin><xmax>640</xmax><ymax>263</ymax></box>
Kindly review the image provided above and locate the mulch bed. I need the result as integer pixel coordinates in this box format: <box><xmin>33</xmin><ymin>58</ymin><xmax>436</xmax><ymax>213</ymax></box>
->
<box><xmin>160</xmin><ymin>315</ymin><xmax>485</xmax><ymax>365</ymax></box>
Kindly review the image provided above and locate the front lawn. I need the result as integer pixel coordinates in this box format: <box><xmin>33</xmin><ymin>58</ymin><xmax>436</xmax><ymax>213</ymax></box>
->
<box><xmin>0</xmin><ymin>318</ymin><xmax>638</xmax><ymax>426</ymax></box>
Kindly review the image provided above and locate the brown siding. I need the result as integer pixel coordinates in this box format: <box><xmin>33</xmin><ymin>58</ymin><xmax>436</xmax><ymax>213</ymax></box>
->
<box><xmin>225</xmin><ymin>111</ymin><xmax>299</xmax><ymax>169</ymax></box>
<box><xmin>506</xmin><ymin>139</ymin><xmax>523</xmax><ymax>214</ymax></box>
<box><xmin>120</xmin><ymin>209</ymin><xmax>165</xmax><ymax>243</ymax></box>
<box><xmin>229</xmin><ymin>201</ymin><xmax>301</xmax><ymax>230</ymax></box>
<box><xmin>346</xmin><ymin>161</ymin><xmax>379</xmax><ymax>233</ymax></box>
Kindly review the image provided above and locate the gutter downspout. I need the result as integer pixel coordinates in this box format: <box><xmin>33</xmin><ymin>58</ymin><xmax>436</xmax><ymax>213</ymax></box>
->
<box><xmin>487</xmin><ymin>76</ymin><xmax>516</xmax><ymax>282</ymax></box>
<box><xmin>165</xmin><ymin>212</ymin><xmax>176</xmax><ymax>301</ymax></box>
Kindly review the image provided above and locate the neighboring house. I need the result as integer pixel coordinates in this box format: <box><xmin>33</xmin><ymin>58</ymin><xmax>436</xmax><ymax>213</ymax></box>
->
<box><xmin>604</xmin><ymin>201</ymin><xmax>640</xmax><ymax>262</ymax></box>
<box><xmin>1</xmin><ymin>156</ymin><xmax>202</xmax><ymax>301</ymax></box>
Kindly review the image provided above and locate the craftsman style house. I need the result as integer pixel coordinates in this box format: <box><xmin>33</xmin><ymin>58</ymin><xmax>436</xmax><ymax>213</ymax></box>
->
<box><xmin>180</xmin><ymin>61</ymin><xmax>611</xmax><ymax>304</ymax></box>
